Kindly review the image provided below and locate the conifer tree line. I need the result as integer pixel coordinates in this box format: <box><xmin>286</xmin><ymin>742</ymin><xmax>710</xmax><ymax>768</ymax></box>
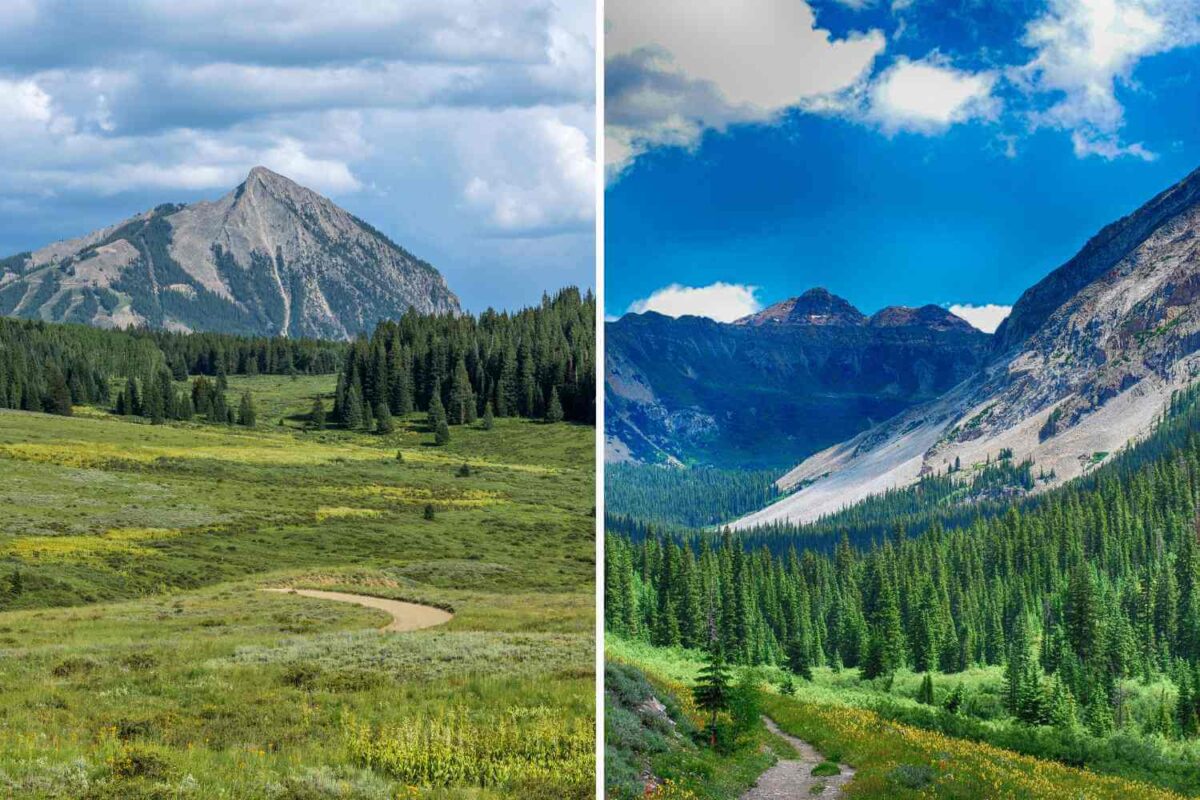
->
<box><xmin>607</xmin><ymin>383</ymin><xmax>1200</xmax><ymax>738</ymax></box>
<box><xmin>332</xmin><ymin>287</ymin><xmax>595</xmax><ymax>428</ymax></box>
<box><xmin>0</xmin><ymin>317</ymin><xmax>344</xmax><ymax>418</ymax></box>
<box><xmin>112</xmin><ymin>370</ymin><xmax>257</xmax><ymax>427</ymax></box>
<box><xmin>135</xmin><ymin>328</ymin><xmax>345</xmax><ymax>378</ymax></box>
<box><xmin>606</xmin><ymin>464</ymin><xmax>784</xmax><ymax>528</ymax></box>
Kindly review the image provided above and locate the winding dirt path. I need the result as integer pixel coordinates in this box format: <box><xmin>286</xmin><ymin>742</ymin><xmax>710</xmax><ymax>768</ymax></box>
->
<box><xmin>263</xmin><ymin>588</ymin><xmax>453</xmax><ymax>632</ymax></box>
<box><xmin>741</xmin><ymin>716</ymin><xmax>854</xmax><ymax>800</ymax></box>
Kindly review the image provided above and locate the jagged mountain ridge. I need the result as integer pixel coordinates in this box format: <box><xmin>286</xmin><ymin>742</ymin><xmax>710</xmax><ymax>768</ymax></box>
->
<box><xmin>605</xmin><ymin>290</ymin><xmax>988</xmax><ymax>468</ymax></box>
<box><xmin>733</xmin><ymin>165</ymin><xmax>1200</xmax><ymax>529</ymax></box>
<box><xmin>0</xmin><ymin>167</ymin><xmax>459</xmax><ymax>339</ymax></box>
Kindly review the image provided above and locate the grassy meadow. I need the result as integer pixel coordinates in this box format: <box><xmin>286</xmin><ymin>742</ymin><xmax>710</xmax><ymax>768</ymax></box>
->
<box><xmin>607</xmin><ymin>637</ymin><xmax>1200</xmax><ymax>800</ymax></box>
<box><xmin>0</xmin><ymin>373</ymin><xmax>595</xmax><ymax>799</ymax></box>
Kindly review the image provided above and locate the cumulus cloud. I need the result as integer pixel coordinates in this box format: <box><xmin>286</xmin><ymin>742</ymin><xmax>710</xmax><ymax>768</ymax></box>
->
<box><xmin>628</xmin><ymin>282</ymin><xmax>762</xmax><ymax>322</ymax></box>
<box><xmin>462</xmin><ymin>114</ymin><xmax>595</xmax><ymax>234</ymax></box>
<box><xmin>949</xmin><ymin>303</ymin><xmax>1012</xmax><ymax>333</ymax></box>
<box><xmin>869</xmin><ymin>56</ymin><xmax>1000</xmax><ymax>133</ymax></box>
<box><xmin>605</xmin><ymin>0</ymin><xmax>885</xmax><ymax>176</ymax></box>
<box><xmin>1018</xmin><ymin>0</ymin><xmax>1200</xmax><ymax>160</ymax></box>
<box><xmin>0</xmin><ymin>0</ymin><xmax>594</xmax><ymax>310</ymax></box>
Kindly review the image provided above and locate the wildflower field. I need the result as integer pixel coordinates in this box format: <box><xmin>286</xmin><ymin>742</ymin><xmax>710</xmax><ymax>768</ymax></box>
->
<box><xmin>0</xmin><ymin>374</ymin><xmax>594</xmax><ymax>799</ymax></box>
<box><xmin>609</xmin><ymin>638</ymin><xmax>1194</xmax><ymax>800</ymax></box>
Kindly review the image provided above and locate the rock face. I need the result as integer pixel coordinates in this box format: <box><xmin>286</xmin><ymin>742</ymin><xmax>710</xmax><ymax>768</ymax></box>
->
<box><xmin>605</xmin><ymin>293</ymin><xmax>989</xmax><ymax>468</ymax></box>
<box><xmin>734</xmin><ymin>164</ymin><xmax>1200</xmax><ymax>528</ymax></box>
<box><xmin>0</xmin><ymin>167</ymin><xmax>459</xmax><ymax>338</ymax></box>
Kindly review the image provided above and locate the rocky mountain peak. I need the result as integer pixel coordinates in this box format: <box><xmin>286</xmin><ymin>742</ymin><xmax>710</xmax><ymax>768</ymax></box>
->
<box><xmin>0</xmin><ymin>170</ymin><xmax>459</xmax><ymax>339</ymax></box>
<box><xmin>868</xmin><ymin>304</ymin><xmax>976</xmax><ymax>332</ymax></box>
<box><xmin>994</xmin><ymin>164</ymin><xmax>1200</xmax><ymax>353</ymax></box>
<box><xmin>735</xmin><ymin>287</ymin><xmax>866</xmax><ymax>327</ymax></box>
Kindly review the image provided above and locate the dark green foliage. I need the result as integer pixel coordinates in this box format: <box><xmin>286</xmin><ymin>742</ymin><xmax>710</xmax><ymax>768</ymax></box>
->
<box><xmin>308</xmin><ymin>398</ymin><xmax>326</xmax><ymax>430</ymax></box>
<box><xmin>334</xmin><ymin>287</ymin><xmax>594</xmax><ymax>426</ymax></box>
<box><xmin>374</xmin><ymin>401</ymin><xmax>393</xmax><ymax>434</ymax></box>
<box><xmin>545</xmin><ymin>387</ymin><xmax>564</xmax><ymax>423</ymax></box>
<box><xmin>0</xmin><ymin>316</ymin><xmax>342</xmax><ymax>422</ymax></box>
<box><xmin>482</xmin><ymin>402</ymin><xmax>495</xmax><ymax>430</ymax></box>
<box><xmin>606</xmin><ymin>382</ymin><xmax>1200</xmax><ymax>746</ymax></box>
<box><xmin>457</xmin><ymin>463</ymin><xmax>471</xmax><ymax>478</ymax></box>
<box><xmin>786</xmin><ymin>637</ymin><xmax>813</xmax><ymax>681</ymax></box>
<box><xmin>237</xmin><ymin>391</ymin><xmax>256</xmax><ymax>427</ymax></box>
<box><xmin>918</xmin><ymin>673</ymin><xmax>935</xmax><ymax>705</ymax></box>
<box><xmin>944</xmin><ymin>683</ymin><xmax>965</xmax><ymax>714</ymax></box>
<box><xmin>694</xmin><ymin>637</ymin><xmax>732</xmax><ymax>746</ymax></box>
<box><xmin>423</xmin><ymin>503</ymin><xmax>435</xmax><ymax>521</ymax></box>
<box><xmin>606</xmin><ymin>464</ymin><xmax>784</xmax><ymax>528</ymax></box>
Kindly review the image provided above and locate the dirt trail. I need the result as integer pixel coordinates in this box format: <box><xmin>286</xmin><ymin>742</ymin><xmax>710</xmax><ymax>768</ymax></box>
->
<box><xmin>263</xmin><ymin>588</ymin><xmax>453</xmax><ymax>632</ymax></box>
<box><xmin>741</xmin><ymin>716</ymin><xmax>854</xmax><ymax>800</ymax></box>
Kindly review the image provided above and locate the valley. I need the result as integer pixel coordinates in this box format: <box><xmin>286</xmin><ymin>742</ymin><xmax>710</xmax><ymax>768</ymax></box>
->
<box><xmin>0</xmin><ymin>376</ymin><xmax>595</xmax><ymax>799</ymax></box>
<box><xmin>604</xmin><ymin>164</ymin><xmax>1200</xmax><ymax>800</ymax></box>
<box><xmin>0</xmin><ymin>287</ymin><xmax>595</xmax><ymax>799</ymax></box>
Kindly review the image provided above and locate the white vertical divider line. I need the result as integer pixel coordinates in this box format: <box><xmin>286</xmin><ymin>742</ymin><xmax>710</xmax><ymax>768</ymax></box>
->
<box><xmin>593</xmin><ymin>0</ymin><xmax>606</xmax><ymax>795</ymax></box>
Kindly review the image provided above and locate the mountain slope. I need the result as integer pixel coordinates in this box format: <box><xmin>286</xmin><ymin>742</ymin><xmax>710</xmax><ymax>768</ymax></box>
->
<box><xmin>735</xmin><ymin>165</ymin><xmax>1200</xmax><ymax>528</ymax></box>
<box><xmin>605</xmin><ymin>290</ymin><xmax>988</xmax><ymax>468</ymax></box>
<box><xmin>0</xmin><ymin>167</ymin><xmax>459</xmax><ymax>339</ymax></box>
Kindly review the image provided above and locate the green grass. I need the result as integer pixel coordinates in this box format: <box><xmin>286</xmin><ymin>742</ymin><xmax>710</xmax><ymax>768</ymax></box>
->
<box><xmin>608</xmin><ymin>637</ymin><xmax>1200</xmax><ymax>798</ymax></box>
<box><xmin>604</xmin><ymin>661</ymin><xmax>786</xmax><ymax>800</ymax></box>
<box><xmin>614</xmin><ymin>642</ymin><xmax>1195</xmax><ymax>800</ymax></box>
<box><xmin>0</xmin><ymin>375</ymin><xmax>595</xmax><ymax>799</ymax></box>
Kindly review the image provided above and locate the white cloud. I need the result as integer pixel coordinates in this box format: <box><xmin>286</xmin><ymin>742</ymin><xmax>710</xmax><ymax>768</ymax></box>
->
<box><xmin>1019</xmin><ymin>0</ymin><xmax>1200</xmax><ymax>160</ymax></box>
<box><xmin>628</xmin><ymin>282</ymin><xmax>761</xmax><ymax>322</ymax></box>
<box><xmin>0</xmin><ymin>77</ymin><xmax>53</xmax><ymax>125</ymax></box>
<box><xmin>949</xmin><ymin>303</ymin><xmax>1012</xmax><ymax>333</ymax></box>
<box><xmin>605</xmin><ymin>0</ymin><xmax>885</xmax><ymax>176</ymax></box>
<box><xmin>462</xmin><ymin>114</ymin><xmax>594</xmax><ymax>233</ymax></box>
<box><xmin>869</xmin><ymin>56</ymin><xmax>1000</xmax><ymax>133</ymax></box>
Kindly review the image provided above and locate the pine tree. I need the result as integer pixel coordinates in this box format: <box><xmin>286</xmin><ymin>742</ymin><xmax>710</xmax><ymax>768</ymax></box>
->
<box><xmin>545</xmin><ymin>387</ymin><xmax>564</xmax><ymax>423</ymax></box>
<box><xmin>46</xmin><ymin>370</ymin><xmax>72</xmax><ymax>416</ymax></box>
<box><xmin>786</xmin><ymin>636</ymin><xmax>813</xmax><ymax>681</ymax></box>
<box><xmin>309</xmin><ymin>398</ymin><xmax>326</xmax><ymax>430</ymax></box>
<box><xmin>944</xmin><ymin>683</ymin><xmax>965</xmax><ymax>714</ymax></box>
<box><xmin>694</xmin><ymin>631</ymin><xmax>732</xmax><ymax>747</ymax></box>
<box><xmin>375</xmin><ymin>401</ymin><xmax>393</xmax><ymax>434</ymax></box>
<box><xmin>447</xmin><ymin>357</ymin><xmax>475</xmax><ymax>425</ymax></box>
<box><xmin>482</xmin><ymin>401</ymin><xmax>495</xmax><ymax>430</ymax></box>
<box><xmin>423</xmin><ymin>503</ymin><xmax>435</xmax><ymax>521</ymax></box>
<box><xmin>344</xmin><ymin>384</ymin><xmax>365</xmax><ymax>430</ymax></box>
<box><xmin>918</xmin><ymin>673</ymin><xmax>935</xmax><ymax>705</ymax></box>
<box><xmin>238</xmin><ymin>391</ymin><xmax>256</xmax><ymax>427</ymax></box>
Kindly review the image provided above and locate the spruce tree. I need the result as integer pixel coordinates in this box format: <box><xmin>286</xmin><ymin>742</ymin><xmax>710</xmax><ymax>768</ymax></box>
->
<box><xmin>786</xmin><ymin>636</ymin><xmax>813</xmax><ymax>681</ymax></box>
<box><xmin>309</xmin><ymin>398</ymin><xmax>326</xmax><ymax>430</ymax></box>
<box><xmin>546</xmin><ymin>387</ymin><xmax>564</xmax><ymax>423</ymax></box>
<box><xmin>694</xmin><ymin>633</ymin><xmax>732</xmax><ymax>747</ymax></box>
<box><xmin>918</xmin><ymin>673</ymin><xmax>935</xmax><ymax>705</ymax></box>
<box><xmin>238</xmin><ymin>391</ymin><xmax>256</xmax><ymax>427</ymax></box>
<box><xmin>482</xmin><ymin>401</ymin><xmax>495</xmax><ymax>430</ymax></box>
<box><xmin>375</xmin><ymin>401</ymin><xmax>393</xmax><ymax>434</ymax></box>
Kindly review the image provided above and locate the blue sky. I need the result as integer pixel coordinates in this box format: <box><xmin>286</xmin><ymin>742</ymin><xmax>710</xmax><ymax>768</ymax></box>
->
<box><xmin>605</xmin><ymin>0</ymin><xmax>1200</xmax><ymax>331</ymax></box>
<box><xmin>0</xmin><ymin>1</ymin><xmax>594</xmax><ymax>313</ymax></box>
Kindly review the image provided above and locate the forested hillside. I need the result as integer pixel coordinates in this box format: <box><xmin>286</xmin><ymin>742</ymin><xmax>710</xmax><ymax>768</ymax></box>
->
<box><xmin>334</xmin><ymin>287</ymin><xmax>595</xmax><ymax>427</ymax></box>
<box><xmin>0</xmin><ymin>288</ymin><xmax>595</xmax><ymax>429</ymax></box>
<box><xmin>606</xmin><ymin>381</ymin><xmax>1200</xmax><ymax>793</ymax></box>
<box><xmin>0</xmin><ymin>318</ymin><xmax>344</xmax><ymax>417</ymax></box>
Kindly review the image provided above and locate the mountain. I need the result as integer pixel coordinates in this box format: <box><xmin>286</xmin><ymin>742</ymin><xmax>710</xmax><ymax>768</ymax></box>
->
<box><xmin>605</xmin><ymin>289</ymin><xmax>989</xmax><ymax>468</ymax></box>
<box><xmin>734</xmin><ymin>165</ymin><xmax>1200</xmax><ymax>528</ymax></box>
<box><xmin>0</xmin><ymin>167</ymin><xmax>459</xmax><ymax>339</ymax></box>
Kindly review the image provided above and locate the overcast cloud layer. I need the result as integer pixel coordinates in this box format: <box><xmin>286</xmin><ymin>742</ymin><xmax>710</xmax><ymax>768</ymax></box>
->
<box><xmin>0</xmin><ymin>0</ymin><xmax>595</xmax><ymax>312</ymax></box>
